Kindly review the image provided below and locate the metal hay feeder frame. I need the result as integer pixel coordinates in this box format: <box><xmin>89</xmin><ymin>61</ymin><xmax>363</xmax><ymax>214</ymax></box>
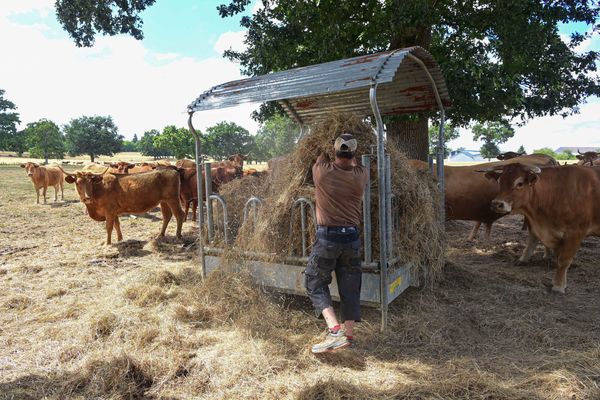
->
<box><xmin>186</xmin><ymin>46</ymin><xmax>451</xmax><ymax>331</ymax></box>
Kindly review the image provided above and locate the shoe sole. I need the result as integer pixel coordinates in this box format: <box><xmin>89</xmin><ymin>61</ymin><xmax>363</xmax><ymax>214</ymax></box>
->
<box><xmin>311</xmin><ymin>341</ymin><xmax>351</xmax><ymax>354</ymax></box>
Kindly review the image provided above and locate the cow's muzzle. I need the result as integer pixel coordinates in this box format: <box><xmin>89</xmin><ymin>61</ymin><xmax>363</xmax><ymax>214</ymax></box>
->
<box><xmin>82</xmin><ymin>197</ymin><xmax>93</xmax><ymax>204</ymax></box>
<box><xmin>491</xmin><ymin>199</ymin><xmax>511</xmax><ymax>214</ymax></box>
<box><xmin>27</xmin><ymin>173</ymin><xmax>33</xmax><ymax>177</ymax></box>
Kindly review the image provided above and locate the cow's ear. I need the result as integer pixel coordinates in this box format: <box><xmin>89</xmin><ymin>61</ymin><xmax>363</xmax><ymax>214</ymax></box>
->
<box><xmin>65</xmin><ymin>175</ymin><xmax>76</xmax><ymax>184</ymax></box>
<box><xmin>576</xmin><ymin>155</ymin><xmax>583</xmax><ymax>160</ymax></box>
<box><xmin>128</xmin><ymin>163</ymin><xmax>135</xmax><ymax>168</ymax></box>
<box><xmin>497</xmin><ymin>155</ymin><xmax>504</xmax><ymax>160</ymax></box>
<box><xmin>484</xmin><ymin>171</ymin><xmax>501</xmax><ymax>181</ymax></box>
<box><xmin>92</xmin><ymin>175</ymin><xmax>104</xmax><ymax>182</ymax></box>
<box><xmin>527</xmin><ymin>172</ymin><xmax>539</xmax><ymax>185</ymax></box>
<box><xmin>33</xmin><ymin>163</ymin><xmax>39</xmax><ymax>167</ymax></box>
<box><xmin>20</xmin><ymin>164</ymin><xmax>25</xmax><ymax>168</ymax></box>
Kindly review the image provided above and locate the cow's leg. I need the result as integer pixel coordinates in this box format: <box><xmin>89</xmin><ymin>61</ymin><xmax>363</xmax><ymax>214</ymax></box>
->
<box><xmin>192</xmin><ymin>199</ymin><xmax>198</xmax><ymax>222</ymax></box>
<box><xmin>518</xmin><ymin>234</ymin><xmax>539</xmax><ymax>264</ymax></box>
<box><xmin>467</xmin><ymin>221</ymin><xmax>481</xmax><ymax>240</ymax></box>
<box><xmin>42</xmin><ymin>185</ymin><xmax>47</xmax><ymax>204</ymax></box>
<box><xmin>114</xmin><ymin>216</ymin><xmax>123</xmax><ymax>242</ymax></box>
<box><xmin>182</xmin><ymin>196</ymin><xmax>189</xmax><ymax>222</ymax></box>
<box><xmin>159</xmin><ymin>202</ymin><xmax>172</xmax><ymax>238</ymax></box>
<box><xmin>552</xmin><ymin>237</ymin><xmax>582</xmax><ymax>293</ymax></box>
<box><xmin>105</xmin><ymin>215</ymin><xmax>115</xmax><ymax>245</ymax></box>
<box><xmin>35</xmin><ymin>186</ymin><xmax>40</xmax><ymax>204</ymax></box>
<box><xmin>168</xmin><ymin>199</ymin><xmax>184</xmax><ymax>239</ymax></box>
<box><xmin>484</xmin><ymin>223</ymin><xmax>492</xmax><ymax>240</ymax></box>
<box><xmin>60</xmin><ymin>180</ymin><xmax>64</xmax><ymax>200</ymax></box>
<box><xmin>53</xmin><ymin>184</ymin><xmax>58</xmax><ymax>202</ymax></box>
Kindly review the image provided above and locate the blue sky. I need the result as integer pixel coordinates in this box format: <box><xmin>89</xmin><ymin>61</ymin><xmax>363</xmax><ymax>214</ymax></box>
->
<box><xmin>1</xmin><ymin>0</ymin><xmax>598</xmax><ymax>152</ymax></box>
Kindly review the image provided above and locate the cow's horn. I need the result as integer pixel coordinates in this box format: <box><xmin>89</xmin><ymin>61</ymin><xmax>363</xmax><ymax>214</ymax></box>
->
<box><xmin>57</xmin><ymin>165</ymin><xmax>75</xmax><ymax>177</ymax></box>
<box><xmin>475</xmin><ymin>167</ymin><xmax>504</xmax><ymax>173</ymax></box>
<box><xmin>578</xmin><ymin>149</ymin><xmax>584</xmax><ymax>155</ymax></box>
<box><xmin>97</xmin><ymin>167</ymin><xmax>110</xmax><ymax>175</ymax></box>
<box><xmin>528</xmin><ymin>166</ymin><xmax>541</xmax><ymax>173</ymax></box>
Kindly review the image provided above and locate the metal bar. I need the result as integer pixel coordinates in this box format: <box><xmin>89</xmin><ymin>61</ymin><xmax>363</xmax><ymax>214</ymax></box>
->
<box><xmin>243</xmin><ymin>197</ymin><xmax>263</xmax><ymax>230</ymax></box>
<box><xmin>204</xmin><ymin>162</ymin><xmax>214</xmax><ymax>242</ymax></box>
<box><xmin>361</xmin><ymin>154</ymin><xmax>372</xmax><ymax>264</ymax></box>
<box><xmin>385</xmin><ymin>155</ymin><xmax>393</xmax><ymax>259</ymax></box>
<box><xmin>300</xmin><ymin>201</ymin><xmax>307</xmax><ymax>257</ymax></box>
<box><xmin>203</xmin><ymin>246</ymin><xmax>381</xmax><ymax>271</ymax></box>
<box><xmin>369</xmin><ymin>84</ymin><xmax>389</xmax><ymax>332</ymax></box>
<box><xmin>281</xmin><ymin>99</ymin><xmax>304</xmax><ymax>126</ymax></box>
<box><xmin>437</xmin><ymin>110</ymin><xmax>446</xmax><ymax>222</ymax></box>
<box><xmin>209</xmin><ymin>194</ymin><xmax>229</xmax><ymax>245</ymax></box>
<box><xmin>187</xmin><ymin>112</ymin><xmax>206</xmax><ymax>278</ymax></box>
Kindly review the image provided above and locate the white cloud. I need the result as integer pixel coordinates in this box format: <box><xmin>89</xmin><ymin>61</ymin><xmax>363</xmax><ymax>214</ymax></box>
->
<box><xmin>0</xmin><ymin>11</ymin><xmax>259</xmax><ymax>139</ymax></box>
<box><xmin>213</xmin><ymin>31</ymin><xmax>247</xmax><ymax>56</ymax></box>
<box><xmin>447</xmin><ymin>100</ymin><xmax>600</xmax><ymax>153</ymax></box>
<box><xmin>0</xmin><ymin>0</ymin><xmax>53</xmax><ymax>18</ymax></box>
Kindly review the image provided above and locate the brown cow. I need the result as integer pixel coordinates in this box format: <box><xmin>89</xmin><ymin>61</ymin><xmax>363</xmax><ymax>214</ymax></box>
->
<box><xmin>176</xmin><ymin>159</ymin><xmax>196</xmax><ymax>169</ymax></box>
<box><xmin>576</xmin><ymin>150</ymin><xmax>600</xmax><ymax>166</ymax></box>
<box><xmin>20</xmin><ymin>162</ymin><xmax>64</xmax><ymax>204</ymax></box>
<box><xmin>497</xmin><ymin>151</ymin><xmax>526</xmax><ymax>161</ymax></box>
<box><xmin>483</xmin><ymin>164</ymin><xmax>600</xmax><ymax>293</ymax></box>
<box><xmin>211</xmin><ymin>165</ymin><xmax>242</xmax><ymax>193</ymax></box>
<box><xmin>62</xmin><ymin>168</ymin><xmax>184</xmax><ymax>244</ymax></box>
<box><xmin>409</xmin><ymin>154</ymin><xmax>558</xmax><ymax>240</ymax></box>
<box><xmin>179</xmin><ymin>167</ymin><xmax>208</xmax><ymax>222</ymax></box>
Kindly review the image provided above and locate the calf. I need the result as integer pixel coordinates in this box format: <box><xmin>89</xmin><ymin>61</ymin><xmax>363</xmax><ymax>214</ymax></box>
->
<box><xmin>63</xmin><ymin>168</ymin><xmax>184</xmax><ymax>244</ymax></box>
<box><xmin>20</xmin><ymin>162</ymin><xmax>64</xmax><ymax>204</ymax></box>
<box><xmin>483</xmin><ymin>164</ymin><xmax>600</xmax><ymax>293</ymax></box>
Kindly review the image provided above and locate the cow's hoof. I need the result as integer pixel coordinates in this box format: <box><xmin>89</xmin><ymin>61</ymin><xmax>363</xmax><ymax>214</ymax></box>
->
<box><xmin>551</xmin><ymin>286</ymin><xmax>566</xmax><ymax>294</ymax></box>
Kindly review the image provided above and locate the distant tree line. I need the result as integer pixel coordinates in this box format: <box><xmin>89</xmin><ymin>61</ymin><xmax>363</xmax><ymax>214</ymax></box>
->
<box><xmin>0</xmin><ymin>88</ymin><xmax>303</xmax><ymax>163</ymax></box>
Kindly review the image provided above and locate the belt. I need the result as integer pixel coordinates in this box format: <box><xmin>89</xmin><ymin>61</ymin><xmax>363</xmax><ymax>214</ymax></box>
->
<box><xmin>317</xmin><ymin>225</ymin><xmax>358</xmax><ymax>234</ymax></box>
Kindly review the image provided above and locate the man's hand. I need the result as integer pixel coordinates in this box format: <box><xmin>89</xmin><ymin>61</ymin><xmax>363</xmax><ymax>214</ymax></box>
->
<box><xmin>316</xmin><ymin>152</ymin><xmax>328</xmax><ymax>163</ymax></box>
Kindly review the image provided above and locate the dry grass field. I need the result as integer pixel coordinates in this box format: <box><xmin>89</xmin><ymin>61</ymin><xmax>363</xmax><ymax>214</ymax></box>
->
<box><xmin>1</xmin><ymin>165</ymin><xmax>599</xmax><ymax>399</ymax></box>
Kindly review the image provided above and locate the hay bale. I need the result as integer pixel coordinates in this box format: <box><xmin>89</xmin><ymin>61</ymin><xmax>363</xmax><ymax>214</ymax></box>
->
<box><xmin>219</xmin><ymin>112</ymin><xmax>445</xmax><ymax>284</ymax></box>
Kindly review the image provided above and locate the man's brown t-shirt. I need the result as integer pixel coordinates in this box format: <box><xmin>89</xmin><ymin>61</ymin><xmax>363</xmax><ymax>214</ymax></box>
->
<box><xmin>312</xmin><ymin>158</ymin><xmax>368</xmax><ymax>227</ymax></box>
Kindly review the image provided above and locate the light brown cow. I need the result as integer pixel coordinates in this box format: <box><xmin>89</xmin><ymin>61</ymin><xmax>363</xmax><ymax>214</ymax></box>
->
<box><xmin>179</xmin><ymin>167</ymin><xmax>208</xmax><ymax>222</ymax></box>
<box><xmin>576</xmin><ymin>150</ymin><xmax>600</xmax><ymax>166</ymax></box>
<box><xmin>175</xmin><ymin>159</ymin><xmax>196</xmax><ymax>169</ymax></box>
<box><xmin>409</xmin><ymin>154</ymin><xmax>558</xmax><ymax>240</ymax></box>
<box><xmin>483</xmin><ymin>164</ymin><xmax>600</xmax><ymax>293</ymax></box>
<box><xmin>20</xmin><ymin>162</ymin><xmax>64</xmax><ymax>204</ymax></box>
<box><xmin>63</xmin><ymin>168</ymin><xmax>184</xmax><ymax>244</ymax></box>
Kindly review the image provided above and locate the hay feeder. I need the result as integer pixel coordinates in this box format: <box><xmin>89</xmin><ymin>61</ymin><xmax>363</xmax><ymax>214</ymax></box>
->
<box><xmin>186</xmin><ymin>46</ymin><xmax>451</xmax><ymax>330</ymax></box>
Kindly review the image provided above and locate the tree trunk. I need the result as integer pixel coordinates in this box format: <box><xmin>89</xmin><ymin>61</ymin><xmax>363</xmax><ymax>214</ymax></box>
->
<box><xmin>90</xmin><ymin>153</ymin><xmax>95</xmax><ymax>162</ymax></box>
<box><xmin>386</xmin><ymin>17</ymin><xmax>433</xmax><ymax>161</ymax></box>
<box><xmin>386</xmin><ymin>116</ymin><xmax>430</xmax><ymax>161</ymax></box>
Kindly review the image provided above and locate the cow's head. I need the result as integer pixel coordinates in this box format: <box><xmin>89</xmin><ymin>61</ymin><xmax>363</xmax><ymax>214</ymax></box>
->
<box><xmin>20</xmin><ymin>162</ymin><xmax>40</xmax><ymax>177</ymax></box>
<box><xmin>110</xmin><ymin>161</ymin><xmax>136</xmax><ymax>173</ymax></box>
<box><xmin>64</xmin><ymin>168</ymin><xmax>108</xmax><ymax>204</ymax></box>
<box><xmin>479</xmin><ymin>163</ymin><xmax>541</xmax><ymax>214</ymax></box>
<box><xmin>576</xmin><ymin>150</ymin><xmax>599</xmax><ymax>166</ymax></box>
<box><xmin>227</xmin><ymin>153</ymin><xmax>249</xmax><ymax>168</ymax></box>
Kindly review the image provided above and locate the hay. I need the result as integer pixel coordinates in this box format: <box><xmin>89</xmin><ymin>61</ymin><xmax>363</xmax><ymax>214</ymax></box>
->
<box><xmin>218</xmin><ymin>112</ymin><xmax>445</xmax><ymax>284</ymax></box>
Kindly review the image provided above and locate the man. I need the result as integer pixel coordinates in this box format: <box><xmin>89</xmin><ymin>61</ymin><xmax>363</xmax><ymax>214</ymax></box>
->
<box><xmin>307</xmin><ymin>133</ymin><xmax>368</xmax><ymax>353</ymax></box>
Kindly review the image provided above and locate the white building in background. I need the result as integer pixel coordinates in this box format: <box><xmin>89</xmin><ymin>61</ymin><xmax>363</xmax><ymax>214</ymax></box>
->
<box><xmin>446</xmin><ymin>149</ymin><xmax>485</xmax><ymax>162</ymax></box>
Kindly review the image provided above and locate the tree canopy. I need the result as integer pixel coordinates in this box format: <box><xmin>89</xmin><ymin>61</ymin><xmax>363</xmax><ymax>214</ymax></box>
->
<box><xmin>253</xmin><ymin>114</ymin><xmax>299</xmax><ymax>161</ymax></box>
<box><xmin>54</xmin><ymin>1</ymin><xmax>600</xmax><ymax>160</ymax></box>
<box><xmin>428</xmin><ymin>122</ymin><xmax>459</xmax><ymax>158</ymax></box>
<box><xmin>204</xmin><ymin>121</ymin><xmax>253</xmax><ymax>160</ymax></box>
<box><xmin>55</xmin><ymin>0</ymin><xmax>156</xmax><ymax>47</ymax></box>
<box><xmin>64</xmin><ymin>116</ymin><xmax>123</xmax><ymax>162</ymax></box>
<box><xmin>472</xmin><ymin>121</ymin><xmax>515</xmax><ymax>160</ymax></box>
<box><xmin>153</xmin><ymin>125</ymin><xmax>195</xmax><ymax>160</ymax></box>
<box><xmin>24</xmin><ymin>119</ymin><xmax>65</xmax><ymax>162</ymax></box>
<box><xmin>0</xmin><ymin>89</ymin><xmax>21</xmax><ymax>151</ymax></box>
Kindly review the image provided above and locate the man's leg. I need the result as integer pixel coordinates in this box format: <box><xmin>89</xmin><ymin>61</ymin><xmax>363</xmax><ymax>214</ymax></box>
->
<box><xmin>336</xmin><ymin>239</ymin><xmax>362</xmax><ymax>341</ymax></box>
<box><xmin>305</xmin><ymin>238</ymin><xmax>348</xmax><ymax>353</ymax></box>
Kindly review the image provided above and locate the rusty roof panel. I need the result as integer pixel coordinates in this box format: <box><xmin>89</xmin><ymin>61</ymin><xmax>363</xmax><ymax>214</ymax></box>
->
<box><xmin>187</xmin><ymin>46</ymin><xmax>451</xmax><ymax>124</ymax></box>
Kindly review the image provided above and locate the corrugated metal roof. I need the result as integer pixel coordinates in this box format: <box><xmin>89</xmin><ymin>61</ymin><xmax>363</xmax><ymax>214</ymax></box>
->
<box><xmin>188</xmin><ymin>46</ymin><xmax>451</xmax><ymax>125</ymax></box>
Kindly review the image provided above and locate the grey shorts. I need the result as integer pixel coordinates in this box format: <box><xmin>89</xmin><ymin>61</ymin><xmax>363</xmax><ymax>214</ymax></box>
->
<box><xmin>304</xmin><ymin>228</ymin><xmax>362</xmax><ymax>322</ymax></box>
